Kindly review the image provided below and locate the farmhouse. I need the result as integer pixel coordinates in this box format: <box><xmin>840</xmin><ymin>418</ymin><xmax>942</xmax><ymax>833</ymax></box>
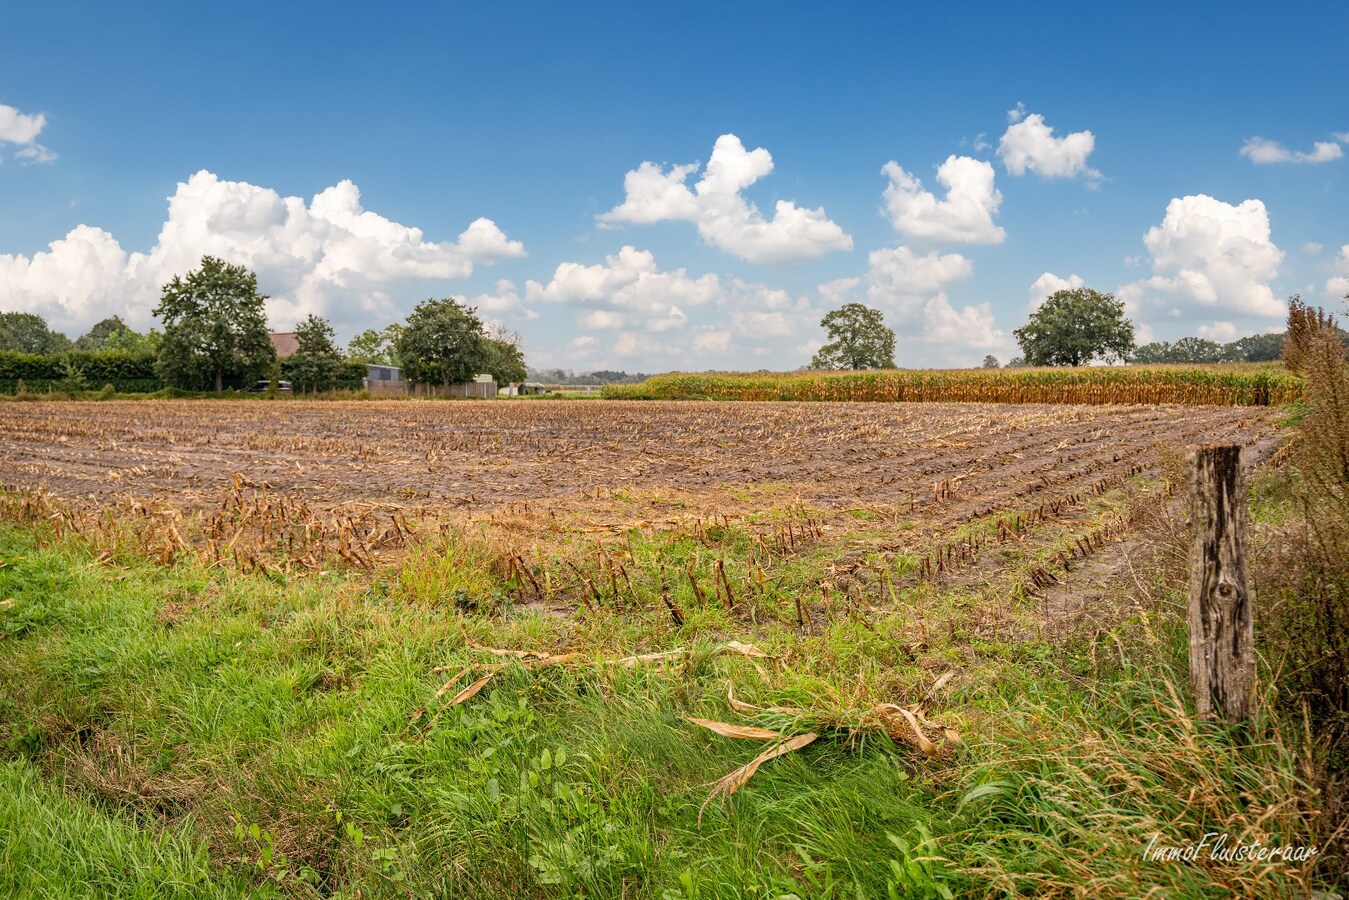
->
<box><xmin>268</xmin><ymin>332</ymin><xmax>299</xmax><ymax>358</ymax></box>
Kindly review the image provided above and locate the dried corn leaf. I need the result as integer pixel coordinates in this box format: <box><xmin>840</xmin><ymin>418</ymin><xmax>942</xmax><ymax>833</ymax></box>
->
<box><xmin>474</xmin><ymin>646</ymin><xmax>556</xmax><ymax>660</ymax></box>
<box><xmin>614</xmin><ymin>649</ymin><xmax>686</xmax><ymax>666</ymax></box>
<box><xmin>448</xmin><ymin>673</ymin><xmax>494</xmax><ymax>706</ymax></box>
<box><xmin>433</xmin><ymin>668</ymin><xmax>470</xmax><ymax>700</ymax></box>
<box><xmin>726</xmin><ymin>686</ymin><xmax>804</xmax><ymax>716</ymax></box>
<box><xmin>923</xmin><ymin>670</ymin><xmax>955</xmax><ymax>706</ymax></box>
<box><xmin>873</xmin><ymin>703</ymin><xmax>941</xmax><ymax>758</ymax></box>
<box><xmin>698</xmin><ymin>732</ymin><xmax>818</xmax><ymax>823</ymax></box>
<box><xmin>686</xmin><ymin>717</ymin><xmax>784</xmax><ymax>741</ymax></box>
<box><xmin>720</xmin><ymin>640</ymin><xmax>770</xmax><ymax>659</ymax></box>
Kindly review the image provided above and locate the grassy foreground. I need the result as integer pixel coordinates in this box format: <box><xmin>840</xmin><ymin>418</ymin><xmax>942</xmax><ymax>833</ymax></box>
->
<box><xmin>602</xmin><ymin>365</ymin><xmax>1303</xmax><ymax>406</ymax></box>
<box><xmin>0</xmin><ymin>487</ymin><xmax>1336</xmax><ymax>898</ymax></box>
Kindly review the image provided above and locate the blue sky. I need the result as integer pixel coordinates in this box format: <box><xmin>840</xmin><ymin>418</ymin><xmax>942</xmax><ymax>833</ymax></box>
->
<box><xmin>2</xmin><ymin>0</ymin><xmax>1346</xmax><ymax>370</ymax></box>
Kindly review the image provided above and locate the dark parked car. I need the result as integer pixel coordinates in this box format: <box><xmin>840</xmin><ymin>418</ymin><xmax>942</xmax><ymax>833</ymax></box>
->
<box><xmin>244</xmin><ymin>380</ymin><xmax>293</xmax><ymax>393</ymax></box>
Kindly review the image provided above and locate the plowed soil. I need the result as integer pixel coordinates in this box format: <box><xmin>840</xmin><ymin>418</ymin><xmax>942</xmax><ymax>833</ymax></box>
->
<box><xmin>0</xmin><ymin>399</ymin><xmax>1278</xmax><ymax>520</ymax></box>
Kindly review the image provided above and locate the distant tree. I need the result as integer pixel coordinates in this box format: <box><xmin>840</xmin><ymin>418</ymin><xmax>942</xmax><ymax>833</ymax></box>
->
<box><xmin>288</xmin><ymin>314</ymin><xmax>344</xmax><ymax>393</ymax></box>
<box><xmin>1014</xmin><ymin>288</ymin><xmax>1135</xmax><ymax>366</ymax></box>
<box><xmin>479</xmin><ymin>323</ymin><xmax>526</xmax><ymax>386</ymax></box>
<box><xmin>395</xmin><ymin>298</ymin><xmax>486</xmax><ymax>387</ymax></box>
<box><xmin>0</xmin><ymin>311</ymin><xmax>72</xmax><ymax>354</ymax></box>
<box><xmin>586</xmin><ymin>370</ymin><xmax>650</xmax><ymax>384</ymax></box>
<box><xmin>347</xmin><ymin>323</ymin><xmax>404</xmax><ymax>367</ymax></box>
<box><xmin>1130</xmin><ymin>341</ymin><xmax>1173</xmax><ymax>364</ymax></box>
<box><xmin>153</xmin><ymin>256</ymin><xmax>276</xmax><ymax>392</ymax></box>
<box><xmin>103</xmin><ymin>327</ymin><xmax>163</xmax><ymax>354</ymax></box>
<box><xmin>809</xmin><ymin>303</ymin><xmax>897</xmax><ymax>370</ymax></box>
<box><xmin>75</xmin><ymin>316</ymin><xmax>134</xmax><ymax>351</ymax></box>
<box><xmin>1132</xmin><ymin>337</ymin><xmax>1227</xmax><ymax>364</ymax></box>
<box><xmin>1226</xmin><ymin>332</ymin><xmax>1285</xmax><ymax>362</ymax></box>
<box><xmin>1132</xmin><ymin>332</ymin><xmax>1292</xmax><ymax>365</ymax></box>
<box><xmin>1007</xmin><ymin>356</ymin><xmax>1029</xmax><ymax>368</ymax></box>
<box><xmin>981</xmin><ymin>355</ymin><xmax>1000</xmax><ymax>369</ymax></box>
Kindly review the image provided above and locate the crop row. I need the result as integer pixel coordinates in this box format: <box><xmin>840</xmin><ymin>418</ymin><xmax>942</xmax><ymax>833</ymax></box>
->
<box><xmin>602</xmin><ymin>365</ymin><xmax>1303</xmax><ymax>406</ymax></box>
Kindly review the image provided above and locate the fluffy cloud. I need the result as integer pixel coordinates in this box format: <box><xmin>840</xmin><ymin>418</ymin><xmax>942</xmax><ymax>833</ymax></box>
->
<box><xmin>598</xmin><ymin>134</ymin><xmax>853</xmax><ymax>264</ymax></box>
<box><xmin>524</xmin><ymin>246</ymin><xmax>820</xmax><ymax>366</ymax></box>
<box><xmin>0</xmin><ymin>170</ymin><xmax>524</xmax><ymax>335</ymax></box>
<box><xmin>1027</xmin><ymin>271</ymin><xmax>1084</xmax><ymax>310</ymax></box>
<box><xmin>1118</xmin><ymin>194</ymin><xmax>1285</xmax><ymax>325</ymax></box>
<box><xmin>866</xmin><ymin>246</ymin><xmax>974</xmax><ymax>300</ymax></box>
<box><xmin>0</xmin><ymin>101</ymin><xmax>56</xmax><ymax>164</ymax></box>
<box><xmin>815</xmin><ymin>245</ymin><xmax>1006</xmax><ymax>364</ymax></box>
<box><xmin>525</xmin><ymin>245</ymin><xmax>715</xmax><ymax>333</ymax></box>
<box><xmin>998</xmin><ymin>110</ymin><xmax>1100</xmax><ymax>183</ymax></box>
<box><xmin>1197</xmin><ymin>321</ymin><xmax>1239</xmax><ymax>342</ymax></box>
<box><xmin>465</xmin><ymin>279</ymin><xmax>539</xmax><ymax>322</ymax></box>
<box><xmin>1239</xmin><ymin>137</ymin><xmax>1344</xmax><ymax>165</ymax></box>
<box><xmin>0</xmin><ymin>225</ymin><xmax>134</xmax><ymax>330</ymax></box>
<box><xmin>1326</xmin><ymin>244</ymin><xmax>1349</xmax><ymax>300</ymax></box>
<box><xmin>693</xmin><ymin>327</ymin><xmax>732</xmax><ymax>354</ymax></box>
<box><xmin>881</xmin><ymin>156</ymin><xmax>1005</xmax><ymax>246</ymax></box>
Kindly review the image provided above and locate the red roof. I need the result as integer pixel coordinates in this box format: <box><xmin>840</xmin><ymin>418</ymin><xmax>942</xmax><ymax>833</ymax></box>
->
<box><xmin>269</xmin><ymin>333</ymin><xmax>300</xmax><ymax>358</ymax></box>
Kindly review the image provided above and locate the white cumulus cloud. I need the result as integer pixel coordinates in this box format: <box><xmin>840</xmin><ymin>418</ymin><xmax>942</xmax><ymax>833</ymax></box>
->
<box><xmin>998</xmin><ymin>110</ymin><xmax>1101</xmax><ymax>183</ymax></box>
<box><xmin>598</xmin><ymin>134</ymin><xmax>853</xmax><ymax>264</ymax></box>
<box><xmin>881</xmin><ymin>156</ymin><xmax>1006</xmax><ymax>246</ymax></box>
<box><xmin>1197</xmin><ymin>321</ymin><xmax>1239</xmax><ymax>342</ymax></box>
<box><xmin>1239</xmin><ymin>137</ymin><xmax>1344</xmax><ymax>165</ymax></box>
<box><xmin>0</xmin><ymin>101</ymin><xmax>56</xmax><ymax>164</ymax></box>
<box><xmin>525</xmin><ymin>245</ymin><xmax>716</xmax><ymax>333</ymax></box>
<box><xmin>1326</xmin><ymin>244</ymin><xmax>1349</xmax><ymax>300</ymax></box>
<box><xmin>1118</xmin><ymin>194</ymin><xmax>1285</xmax><ymax>325</ymax></box>
<box><xmin>465</xmin><ymin>279</ymin><xmax>538</xmax><ymax>322</ymax></box>
<box><xmin>0</xmin><ymin>170</ymin><xmax>524</xmax><ymax>335</ymax></box>
<box><xmin>525</xmin><ymin>246</ymin><xmax>823</xmax><ymax>366</ymax></box>
<box><xmin>817</xmin><ymin>244</ymin><xmax>1007</xmax><ymax>365</ymax></box>
<box><xmin>1028</xmin><ymin>272</ymin><xmax>1085</xmax><ymax>310</ymax></box>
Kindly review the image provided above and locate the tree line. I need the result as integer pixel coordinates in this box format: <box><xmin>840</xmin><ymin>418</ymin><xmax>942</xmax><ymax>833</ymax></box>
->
<box><xmin>808</xmin><ymin>287</ymin><xmax>1311</xmax><ymax>371</ymax></box>
<box><xmin>1</xmin><ymin>256</ymin><xmax>527</xmax><ymax>395</ymax></box>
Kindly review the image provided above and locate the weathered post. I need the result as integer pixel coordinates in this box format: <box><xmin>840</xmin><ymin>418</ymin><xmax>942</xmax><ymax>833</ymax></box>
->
<box><xmin>1186</xmin><ymin>444</ymin><xmax>1254</xmax><ymax>722</ymax></box>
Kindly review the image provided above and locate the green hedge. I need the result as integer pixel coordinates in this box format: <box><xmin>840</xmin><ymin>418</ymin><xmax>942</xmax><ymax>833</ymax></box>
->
<box><xmin>0</xmin><ymin>351</ymin><xmax>370</xmax><ymax>395</ymax></box>
<box><xmin>278</xmin><ymin>359</ymin><xmax>367</xmax><ymax>392</ymax></box>
<box><xmin>0</xmin><ymin>350</ymin><xmax>163</xmax><ymax>394</ymax></box>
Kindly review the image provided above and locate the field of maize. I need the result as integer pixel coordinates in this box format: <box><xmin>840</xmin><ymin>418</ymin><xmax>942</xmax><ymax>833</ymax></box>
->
<box><xmin>601</xmin><ymin>363</ymin><xmax>1303</xmax><ymax>406</ymax></box>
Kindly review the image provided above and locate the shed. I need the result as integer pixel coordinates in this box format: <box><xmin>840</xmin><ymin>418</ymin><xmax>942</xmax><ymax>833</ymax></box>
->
<box><xmin>366</xmin><ymin>364</ymin><xmax>403</xmax><ymax>382</ymax></box>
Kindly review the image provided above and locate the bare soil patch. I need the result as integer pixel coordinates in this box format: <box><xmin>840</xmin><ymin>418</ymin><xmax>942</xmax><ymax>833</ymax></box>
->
<box><xmin>0</xmin><ymin>399</ymin><xmax>1277</xmax><ymax>524</ymax></box>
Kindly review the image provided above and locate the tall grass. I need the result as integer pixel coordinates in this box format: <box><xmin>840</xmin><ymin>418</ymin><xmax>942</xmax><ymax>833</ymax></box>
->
<box><xmin>0</xmin><ymin>508</ymin><xmax>1339</xmax><ymax>896</ymax></box>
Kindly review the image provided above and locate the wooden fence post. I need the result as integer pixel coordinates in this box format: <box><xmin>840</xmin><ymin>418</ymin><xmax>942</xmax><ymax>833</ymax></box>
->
<box><xmin>1186</xmin><ymin>444</ymin><xmax>1255</xmax><ymax>722</ymax></box>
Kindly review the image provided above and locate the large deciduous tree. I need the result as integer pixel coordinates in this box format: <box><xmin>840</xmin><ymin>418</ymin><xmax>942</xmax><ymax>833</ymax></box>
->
<box><xmin>288</xmin><ymin>314</ymin><xmax>344</xmax><ymax>393</ymax></box>
<box><xmin>75</xmin><ymin>316</ymin><xmax>133</xmax><ymax>351</ymax></box>
<box><xmin>1013</xmin><ymin>288</ymin><xmax>1135</xmax><ymax>366</ymax></box>
<box><xmin>479</xmin><ymin>324</ymin><xmax>527</xmax><ymax>386</ymax></box>
<box><xmin>809</xmin><ymin>303</ymin><xmax>897</xmax><ymax>370</ymax></box>
<box><xmin>153</xmin><ymin>256</ymin><xmax>276</xmax><ymax>392</ymax></box>
<box><xmin>395</xmin><ymin>298</ymin><xmax>487</xmax><ymax>387</ymax></box>
<box><xmin>0</xmin><ymin>312</ymin><xmax>72</xmax><ymax>355</ymax></box>
<box><xmin>347</xmin><ymin>323</ymin><xmax>404</xmax><ymax>367</ymax></box>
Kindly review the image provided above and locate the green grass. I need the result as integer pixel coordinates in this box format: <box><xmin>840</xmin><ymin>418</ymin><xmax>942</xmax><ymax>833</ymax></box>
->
<box><xmin>0</xmin><ymin>758</ymin><xmax>272</xmax><ymax>899</ymax></box>
<box><xmin>0</xmin><ymin>493</ymin><xmax>1336</xmax><ymax>897</ymax></box>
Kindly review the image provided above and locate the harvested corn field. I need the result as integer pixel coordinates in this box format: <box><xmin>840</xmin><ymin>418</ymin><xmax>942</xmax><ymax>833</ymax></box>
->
<box><xmin>0</xmin><ymin>398</ymin><xmax>1278</xmax><ymax>514</ymax></box>
<box><xmin>0</xmin><ymin>397</ymin><xmax>1335</xmax><ymax>899</ymax></box>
